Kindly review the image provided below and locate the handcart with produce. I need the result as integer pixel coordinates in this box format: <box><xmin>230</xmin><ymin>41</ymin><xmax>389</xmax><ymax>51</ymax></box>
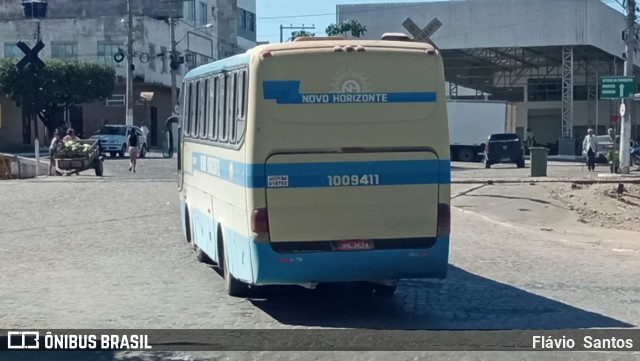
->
<box><xmin>54</xmin><ymin>139</ymin><xmax>104</xmax><ymax>176</ymax></box>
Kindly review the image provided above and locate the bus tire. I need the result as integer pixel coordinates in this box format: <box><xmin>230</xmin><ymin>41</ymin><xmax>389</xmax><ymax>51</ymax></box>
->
<box><xmin>219</xmin><ymin>228</ymin><xmax>249</xmax><ymax>297</ymax></box>
<box><xmin>373</xmin><ymin>284</ymin><xmax>397</xmax><ymax>296</ymax></box>
<box><xmin>184</xmin><ymin>208</ymin><xmax>192</xmax><ymax>244</ymax></box>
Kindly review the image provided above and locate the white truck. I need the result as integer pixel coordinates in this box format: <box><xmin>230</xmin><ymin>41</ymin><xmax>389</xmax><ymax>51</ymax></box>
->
<box><xmin>447</xmin><ymin>100</ymin><xmax>516</xmax><ymax>162</ymax></box>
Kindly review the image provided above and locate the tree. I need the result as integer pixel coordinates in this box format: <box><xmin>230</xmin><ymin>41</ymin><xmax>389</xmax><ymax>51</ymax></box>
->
<box><xmin>0</xmin><ymin>58</ymin><xmax>116</xmax><ymax>136</ymax></box>
<box><xmin>290</xmin><ymin>30</ymin><xmax>315</xmax><ymax>41</ymax></box>
<box><xmin>325</xmin><ymin>20</ymin><xmax>367</xmax><ymax>38</ymax></box>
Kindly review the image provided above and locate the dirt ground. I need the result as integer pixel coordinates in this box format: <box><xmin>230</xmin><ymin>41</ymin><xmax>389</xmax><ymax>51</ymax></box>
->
<box><xmin>544</xmin><ymin>182</ymin><xmax>640</xmax><ymax>232</ymax></box>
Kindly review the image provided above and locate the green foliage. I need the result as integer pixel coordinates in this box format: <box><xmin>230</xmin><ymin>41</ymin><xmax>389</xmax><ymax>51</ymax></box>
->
<box><xmin>290</xmin><ymin>30</ymin><xmax>315</xmax><ymax>41</ymax></box>
<box><xmin>325</xmin><ymin>20</ymin><xmax>367</xmax><ymax>38</ymax></box>
<box><xmin>0</xmin><ymin>58</ymin><xmax>116</xmax><ymax>134</ymax></box>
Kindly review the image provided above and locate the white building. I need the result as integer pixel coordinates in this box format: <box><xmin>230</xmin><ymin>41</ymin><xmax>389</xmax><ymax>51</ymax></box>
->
<box><xmin>0</xmin><ymin>0</ymin><xmax>256</xmax><ymax>150</ymax></box>
<box><xmin>338</xmin><ymin>0</ymin><xmax>639</xmax><ymax>154</ymax></box>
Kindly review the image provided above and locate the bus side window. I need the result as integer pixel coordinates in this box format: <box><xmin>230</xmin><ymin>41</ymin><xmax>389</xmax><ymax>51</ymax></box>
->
<box><xmin>200</xmin><ymin>79</ymin><xmax>208</xmax><ymax>139</ymax></box>
<box><xmin>184</xmin><ymin>82</ymin><xmax>192</xmax><ymax>136</ymax></box>
<box><xmin>192</xmin><ymin>80</ymin><xmax>200</xmax><ymax>137</ymax></box>
<box><xmin>219</xmin><ymin>74</ymin><xmax>227</xmax><ymax>142</ymax></box>
<box><xmin>227</xmin><ymin>72</ymin><xmax>237</xmax><ymax>143</ymax></box>
<box><xmin>236</xmin><ymin>70</ymin><xmax>247</xmax><ymax>143</ymax></box>
<box><xmin>208</xmin><ymin>76</ymin><xmax>217</xmax><ymax>141</ymax></box>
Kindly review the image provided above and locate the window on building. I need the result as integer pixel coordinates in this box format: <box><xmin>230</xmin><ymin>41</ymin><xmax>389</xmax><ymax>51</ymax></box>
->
<box><xmin>527</xmin><ymin>78</ymin><xmax>562</xmax><ymax>101</ymax></box>
<box><xmin>105</xmin><ymin>94</ymin><xmax>125</xmax><ymax>107</ymax></box>
<box><xmin>4</xmin><ymin>42</ymin><xmax>27</xmax><ymax>58</ymax></box>
<box><xmin>187</xmin><ymin>1</ymin><xmax>196</xmax><ymax>22</ymax></box>
<box><xmin>241</xmin><ymin>10</ymin><xmax>247</xmax><ymax>29</ymax></box>
<box><xmin>198</xmin><ymin>1</ymin><xmax>208</xmax><ymax>25</ymax></box>
<box><xmin>98</xmin><ymin>42</ymin><xmax>123</xmax><ymax>67</ymax></box>
<box><xmin>149</xmin><ymin>43</ymin><xmax>156</xmax><ymax>71</ymax></box>
<box><xmin>185</xmin><ymin>51</ymin><xmax>196</xmax><ymax>69</ymax></box>
<box><xmin>249</xmin><ymin>12</ymin><xmax>255</xmax><ymax>32</ymax></box>
<box><xmin>160</xmin><ymin>46</ymin><xmax>167</xmax><ymax>73</ymax></box>
<box><xmin>52</xmin><ymin>42</ymin><xmax>78</xmax><ymax>59</ymax></box>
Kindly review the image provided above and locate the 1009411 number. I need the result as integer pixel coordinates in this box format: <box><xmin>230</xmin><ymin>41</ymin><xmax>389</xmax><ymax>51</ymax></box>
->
<box><xmin>327</xmin><ymin>174</ymin><xmax>380</xmax><ymax>187</ymax></box>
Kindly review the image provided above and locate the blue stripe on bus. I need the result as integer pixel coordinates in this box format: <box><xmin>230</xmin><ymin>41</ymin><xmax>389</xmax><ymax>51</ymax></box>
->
<box><xmin>251</xmin><ymin>237</ymin><xmax>450</xmax><ymax>284</ymax></box>
<box><xmin>263</xmin><ymin>80</ymin><xmax>437</xmax><ymax>104</ymax></box>
<box><xmin>191</xmin><ymin>152</ymin><xmax>450</xmax><ymax>188</ymax></box>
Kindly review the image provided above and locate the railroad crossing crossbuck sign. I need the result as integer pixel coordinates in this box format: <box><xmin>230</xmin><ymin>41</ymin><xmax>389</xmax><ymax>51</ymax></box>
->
<box><xmin>16</xmin><ymin>41</ymin><xmax>45</xmax><ymax>71</ymax></box>
<box><xmin>402</xmin><ymin>17</ymin><xmax>443</xmax><ymax>48</ymax></box>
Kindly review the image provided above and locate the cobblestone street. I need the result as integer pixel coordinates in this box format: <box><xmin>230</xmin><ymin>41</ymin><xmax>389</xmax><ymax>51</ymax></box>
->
<box><xmin>2</xmin><ymin>155</ymin><xmax>639</xmax><ymax>360</ymax></box>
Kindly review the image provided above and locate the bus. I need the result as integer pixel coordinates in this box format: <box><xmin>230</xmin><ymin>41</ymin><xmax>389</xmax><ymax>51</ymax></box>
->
<box><xmin>177</xmin><ymin>34</ymin><xmax>451</xmax><ymax>297</ymax></box>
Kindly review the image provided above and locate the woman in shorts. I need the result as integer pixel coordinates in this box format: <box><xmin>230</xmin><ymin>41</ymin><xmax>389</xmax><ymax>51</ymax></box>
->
<box><xmin>128</xmin><ymin>128</ymin><xmax>139</xmax><ymax>173</ymax></box>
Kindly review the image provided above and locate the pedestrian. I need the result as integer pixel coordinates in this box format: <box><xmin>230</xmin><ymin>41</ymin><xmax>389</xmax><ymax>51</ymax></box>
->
<box><xmin>526</xmin><ymin>128</ymin><xmax>536</xmax><ymax>148</ymax></box>
<box><xmin>128</xmin><ymin>128</ymin><xmax>139</xmax><ymax>173</ymax></box>
<box><xmin>48</xmin><ymin>130</ymin><xmax>62</xmax><ymax>176</ymax></box>
<box><xmin>607</xmin><ymin>127</ymin><xmax>615</xmax><ymax>143</ymax></box>
<box><xmin>583</xmin><ymin>128</ymin><xmax>598</xmax><ymax>171</ymax></box>
<box><xmin>63</xmin><ymin>128</ymin><xmax>78</xmax><ymax>143</ymax></box>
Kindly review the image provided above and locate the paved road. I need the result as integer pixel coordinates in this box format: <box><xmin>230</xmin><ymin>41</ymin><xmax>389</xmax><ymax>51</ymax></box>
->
<box><xmin>1</xmin><ymin>155</ymin><xmax>638</xmax><ymax>360</ymax></box>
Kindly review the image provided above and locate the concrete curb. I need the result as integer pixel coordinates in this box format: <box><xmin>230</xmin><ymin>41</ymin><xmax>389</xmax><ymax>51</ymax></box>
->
<box><xmin>452</xmin><ymin>176</ymin><xmax>640</xmax><ymax>184</ymax></box>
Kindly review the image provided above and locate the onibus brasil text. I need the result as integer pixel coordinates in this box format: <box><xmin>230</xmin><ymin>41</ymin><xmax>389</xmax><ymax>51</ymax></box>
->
<box><xmin>7</xmin><ymin>331</ymin><xmax>152</xmax><ymax>350</ymax></box>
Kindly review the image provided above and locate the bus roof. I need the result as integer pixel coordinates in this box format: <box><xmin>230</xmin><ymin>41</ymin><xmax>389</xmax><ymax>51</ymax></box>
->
<box><xmin>184</xmin><ymin>39</ymin><xmax>436</xmax><ymax>80</ymax></box>
<box><xmin>249</xmin><ymin>39</ymin><xmax>434</xmax><ymax>54</ymax></box>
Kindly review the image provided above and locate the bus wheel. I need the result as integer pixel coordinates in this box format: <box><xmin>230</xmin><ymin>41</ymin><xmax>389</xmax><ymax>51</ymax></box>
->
<box><xmin>219</xmin><ymin>232</ymin><xmax>249</xmax><ymax>297</ymax></box>
<box><xmin>373</xmin><ymin>283</ymin><xmax>397</xmax><ymax>296</ymax></box>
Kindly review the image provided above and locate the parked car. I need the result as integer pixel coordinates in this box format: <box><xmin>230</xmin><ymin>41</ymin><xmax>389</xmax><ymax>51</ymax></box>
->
<box><xmin>484</xmin><ymin>133</ymin><xmax>525</xmax><ymax>168</ymax></box>
<box><xmin>90</xmin><ymin>125</ymin><xmax>148</xmax><ymax>158</ymax></box>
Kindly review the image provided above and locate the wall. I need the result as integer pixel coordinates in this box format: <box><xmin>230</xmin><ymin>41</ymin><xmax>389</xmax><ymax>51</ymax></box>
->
<box><xmin>0</xmin><ymin>0</ymin><xmax>181</xmax><ymax>20</ymax></box>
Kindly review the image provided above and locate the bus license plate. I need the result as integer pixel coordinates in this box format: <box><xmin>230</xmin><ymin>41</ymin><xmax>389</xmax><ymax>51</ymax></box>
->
<box><xmin>501</xmin><ymin>157</ymin><xmax>510</xmax><ymax>162</ymax></box>
<box><xmin>336</xmin><ymin>239</ymin><xmax>374</xmax><ymax>251</ymax></box>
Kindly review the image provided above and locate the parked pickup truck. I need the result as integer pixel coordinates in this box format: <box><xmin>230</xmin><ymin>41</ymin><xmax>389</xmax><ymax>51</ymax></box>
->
<box><xmin>484</xmin><ymin>133</ymin><xmax>525</xmax><ymax>169</ymax></box>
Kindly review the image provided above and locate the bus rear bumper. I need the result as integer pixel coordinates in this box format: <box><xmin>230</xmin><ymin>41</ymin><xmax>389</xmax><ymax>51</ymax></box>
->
<box><xmin>251</xmin><ymin>237</ymin><xmax>449</xmax><ymax>285</ymax></box>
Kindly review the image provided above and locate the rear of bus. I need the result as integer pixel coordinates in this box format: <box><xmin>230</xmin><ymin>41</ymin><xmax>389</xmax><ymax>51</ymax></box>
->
<box><xmin>248</xmin><ymin>38</ymin><xmax>450</xmax><ymax>286</ymax></box>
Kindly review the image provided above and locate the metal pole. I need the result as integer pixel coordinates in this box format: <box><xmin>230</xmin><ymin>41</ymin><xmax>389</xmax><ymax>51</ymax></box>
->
<box><xmin>125</xmin><ymin>0</ymin><xmax>134</xmax><ymax>126</ymax></box>
<box><xmin>280</xmin><ymin>25</ymin><xmax>283</xmax><ymax>43</ymax></box>
<box><xmin>620</xmin><ymin>0</ymin><xmax>636</xmax><ymax>173</ymax></box>
<box><xmin>170</xmin><ymin>16</ymin><xmax>178</xmax><ymax>116</ymax></box>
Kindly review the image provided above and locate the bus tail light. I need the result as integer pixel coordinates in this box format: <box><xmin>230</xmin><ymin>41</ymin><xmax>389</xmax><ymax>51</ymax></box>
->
<box><xmin>261</xmin><ymin>51</ymin><xmax>272</xmax><ymax>59</ymax></box>
<box><xmin>334</xmin><ymin>46</ymin><xmax>343</xmax><ymax>52</ymax></box>
<box><xmin>344</xmin><ymin>45</ymin><xmax>355</xmax><ymax>52</ymax></box>
<box><xmin>355</xmin><ymin>45</ymin><xmax>366</xmax><ymax>52</ymax></box>
<box><xmin>426</xmin><ymin>49</ymin><xmax>438</xmax><ymax>56</ymax></box>
<box><xmin>251</xmin><ymin>208</ymin><xmax>270</xmax><ymax>234</ymax></box>
<box><xmin>437</xmin><ymin>203</ymin><xmax>450</xmax><ymax>237</ymax></box>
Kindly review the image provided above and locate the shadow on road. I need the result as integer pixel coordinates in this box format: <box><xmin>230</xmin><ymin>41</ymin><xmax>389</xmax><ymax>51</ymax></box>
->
<box><xmin>248</xmin><ymin>265</ymin><xmax>633</xmax><ymax>330</ymax></box>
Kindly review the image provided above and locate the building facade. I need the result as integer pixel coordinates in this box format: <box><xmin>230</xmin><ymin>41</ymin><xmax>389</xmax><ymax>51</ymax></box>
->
<box><xmin>0</xmin><ymin>0</ymin><xmax>256</xmax><ymax>151</ymax></box>
<box><xmin>338</xmin><ymin>0</ymin><xmax>639</xmax><ymax>154</ymax></box>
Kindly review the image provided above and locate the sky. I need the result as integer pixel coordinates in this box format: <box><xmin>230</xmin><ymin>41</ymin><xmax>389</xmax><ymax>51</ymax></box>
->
<box><xmin>256</xmin><ymin>0</ymin><xmax>422</xmax><ymax>43</ymax></box>
<box><xmin>257</xmin><ymin>0</ymin><xmax>625</xmax><ymax>44</ymax></box>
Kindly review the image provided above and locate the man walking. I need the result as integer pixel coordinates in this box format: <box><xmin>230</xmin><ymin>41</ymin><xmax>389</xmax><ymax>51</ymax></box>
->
<box><xmin>583</xmin><ymin>128</ymin><xmax>598</xmax><ymax>172</ymax></box>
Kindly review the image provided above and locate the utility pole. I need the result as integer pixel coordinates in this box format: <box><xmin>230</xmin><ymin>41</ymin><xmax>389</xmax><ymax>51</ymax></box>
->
<box><xmin>125</xmin><ymin>0</ymin><xmax>134</xmax><ymax>126</ymax></box>
<box><xmin>170</xmin><ymin>16</ymin><xmax>178</xmax><ymax>116</ymax></box>
<box><xmin>620</xmin><ymin>0</ymin><xmax>636</xmax><ymax>173</ymax></box>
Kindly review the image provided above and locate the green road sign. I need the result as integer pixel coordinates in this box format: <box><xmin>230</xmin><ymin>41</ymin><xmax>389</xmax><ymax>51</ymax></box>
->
<box><xmin>600</xmin><ymin>76</ymin><xmax>636</xmax><ymax>99</ymax></box>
